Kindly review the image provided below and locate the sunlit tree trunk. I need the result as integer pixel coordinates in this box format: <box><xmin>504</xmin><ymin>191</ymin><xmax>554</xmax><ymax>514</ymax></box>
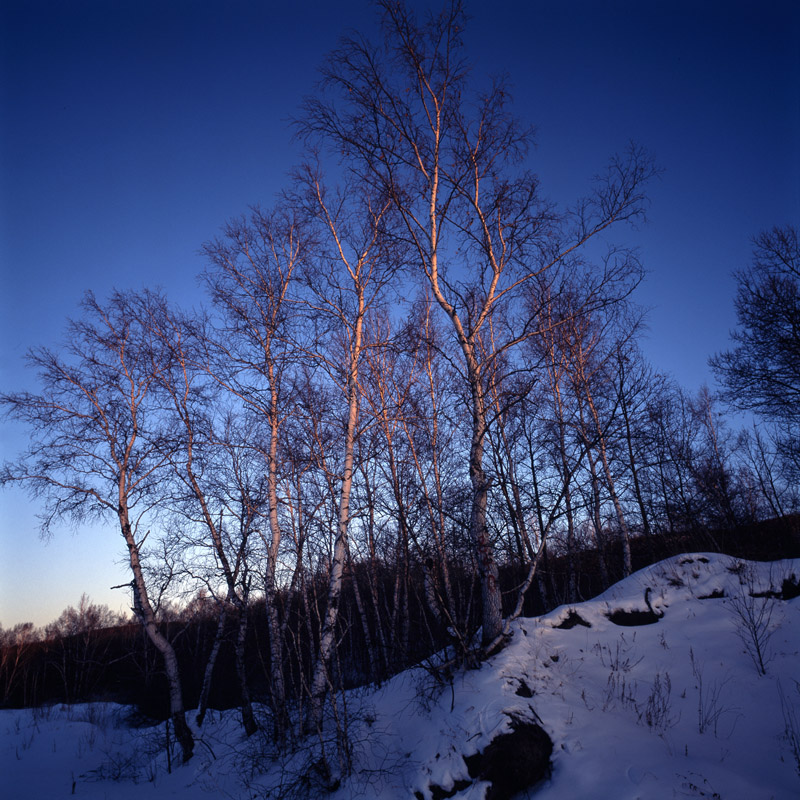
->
<box><xmin>200</xmin><ymin>207</ymin><xmax>303</xmax><ymax>740</ymax></box>
<box><xmin>308</xmin><ymin>311</ymin><xmax>362</xmax><ymax>726</ymax></box>
<box><xmin>301</xmin><ymin>173</ymin><xmax>392</xmax><ymax>731</ymax></box>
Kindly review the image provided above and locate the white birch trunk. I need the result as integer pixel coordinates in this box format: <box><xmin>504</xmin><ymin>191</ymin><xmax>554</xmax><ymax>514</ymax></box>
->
<box><xmin>308</xmin><ymin>303</ymin><xmax>363</xmax><ymax>728</ymax></box>
<box><xmin>119</xmin><ymin>499</ymin><xmax>193</xmax><ymax>762</ymax></box>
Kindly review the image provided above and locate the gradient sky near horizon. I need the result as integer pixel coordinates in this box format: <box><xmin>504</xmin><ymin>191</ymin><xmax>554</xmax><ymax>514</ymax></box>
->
<box><xmin>1</xmin><ymin>0</ymin><xmax>798</xmax><ymax>629</ymax></box>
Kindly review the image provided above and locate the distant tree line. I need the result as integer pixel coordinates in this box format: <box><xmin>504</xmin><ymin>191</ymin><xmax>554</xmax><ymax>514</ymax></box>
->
<box><xmin>1</xmin><ymin>513</ymin><xmax>796</xmax><ymax>718</ymax></box>
<box><xmin>2</xmin><ymin>0</ymin><xmax>798</xmax><ymax>773</ymax></box>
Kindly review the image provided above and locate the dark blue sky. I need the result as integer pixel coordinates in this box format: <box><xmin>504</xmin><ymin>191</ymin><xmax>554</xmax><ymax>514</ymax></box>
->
<box><xmin>1</xmin><ymin>0</ymin><xmax>798</xmax><ymax>627</ymax></box>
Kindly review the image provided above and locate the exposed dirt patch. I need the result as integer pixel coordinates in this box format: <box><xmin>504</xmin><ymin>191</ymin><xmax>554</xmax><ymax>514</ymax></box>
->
<box><xmin>414</xmin><ymin>778</ymin><xmax>473</xmax><ymax>800</ymax></box>
<box><xmin>607</xmin><ymin>608</ymin><xmax>661</xmax><ymax>626</ymax></box>
<box><xmin>781</xmin><ymin>575</ymin><xmax>800</xmax><ymax>600</ymax></box>
<box><xmin>463</xmin><ymin>717</ymin><xmax>553</xmax><ymax>800</ymax></box>
<box><xmin>515</xmin><ymin>679</ymin><xmax>533</xmax><ymax>698</ymax></box>
<box><xmin>745</xmin><ymin>574</ymin><xmax>799</xmax><ymax>600</ymax></box>
<box><xmin>553</xmin><ymin>609</ymin><xmax>591</xmax><ymax>629</ymax></box>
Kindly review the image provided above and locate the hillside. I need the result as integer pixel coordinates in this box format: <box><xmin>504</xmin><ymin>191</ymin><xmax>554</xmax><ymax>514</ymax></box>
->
<box><xmin>2</xmin><ymin>554</ymin><xmax>799</xmax><ymax>799</ymax></box>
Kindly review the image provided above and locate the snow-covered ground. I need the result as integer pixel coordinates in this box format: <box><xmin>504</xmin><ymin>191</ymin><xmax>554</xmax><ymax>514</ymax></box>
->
<box><xmin>2</xmin><ymin>554</ymin><xmax>799</xmax><ymax>799</ymax></box>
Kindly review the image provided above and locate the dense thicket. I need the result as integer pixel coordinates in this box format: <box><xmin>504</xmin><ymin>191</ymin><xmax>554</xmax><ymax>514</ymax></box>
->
<box><xmin>2</xmin><ymin>0</ymin><xmax>798</xmax><ymax>776</ymax></box>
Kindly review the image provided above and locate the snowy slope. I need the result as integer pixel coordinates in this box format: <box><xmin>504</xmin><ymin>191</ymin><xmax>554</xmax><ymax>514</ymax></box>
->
<box><xmin>2</xmin><ymin>554</ymin><xmax>799</xmax><ymax>799</ymax></box>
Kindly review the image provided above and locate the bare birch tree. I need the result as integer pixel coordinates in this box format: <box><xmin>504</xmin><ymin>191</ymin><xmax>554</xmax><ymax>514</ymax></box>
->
<box><xmin>200</xmin><ymin>206</ymin><xmax>304</xmax><ymax>738</ymax></box>
<box><xmin>0</xmin><ymin>291</ymin><xmax>194</xmax><ymax>762</ymax></box>
<box><xmin>141</xmin><ymin>298</ymin><xmax>259</xmax><ymax>735</ymax></box>
<box><xmin>298</xmin><ymin>0</ymin><xmax>655</xmax><ymax>648</ymax></box>
<box><xmin>293</xmin><ymin>169</ymin><xmax>398</xmax><ymax>734</ymax></box>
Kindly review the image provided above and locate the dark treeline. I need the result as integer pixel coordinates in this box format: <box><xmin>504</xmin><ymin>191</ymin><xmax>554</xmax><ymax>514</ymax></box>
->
<box><xmin>2</xmin><ymin>515</ymin><xmax>798</xmax><ymax>715</ymax></box>
<box><xmin>2</xmin><ymin>1</ymin><xmax>798</xmax><ymax>776</ymax></box>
